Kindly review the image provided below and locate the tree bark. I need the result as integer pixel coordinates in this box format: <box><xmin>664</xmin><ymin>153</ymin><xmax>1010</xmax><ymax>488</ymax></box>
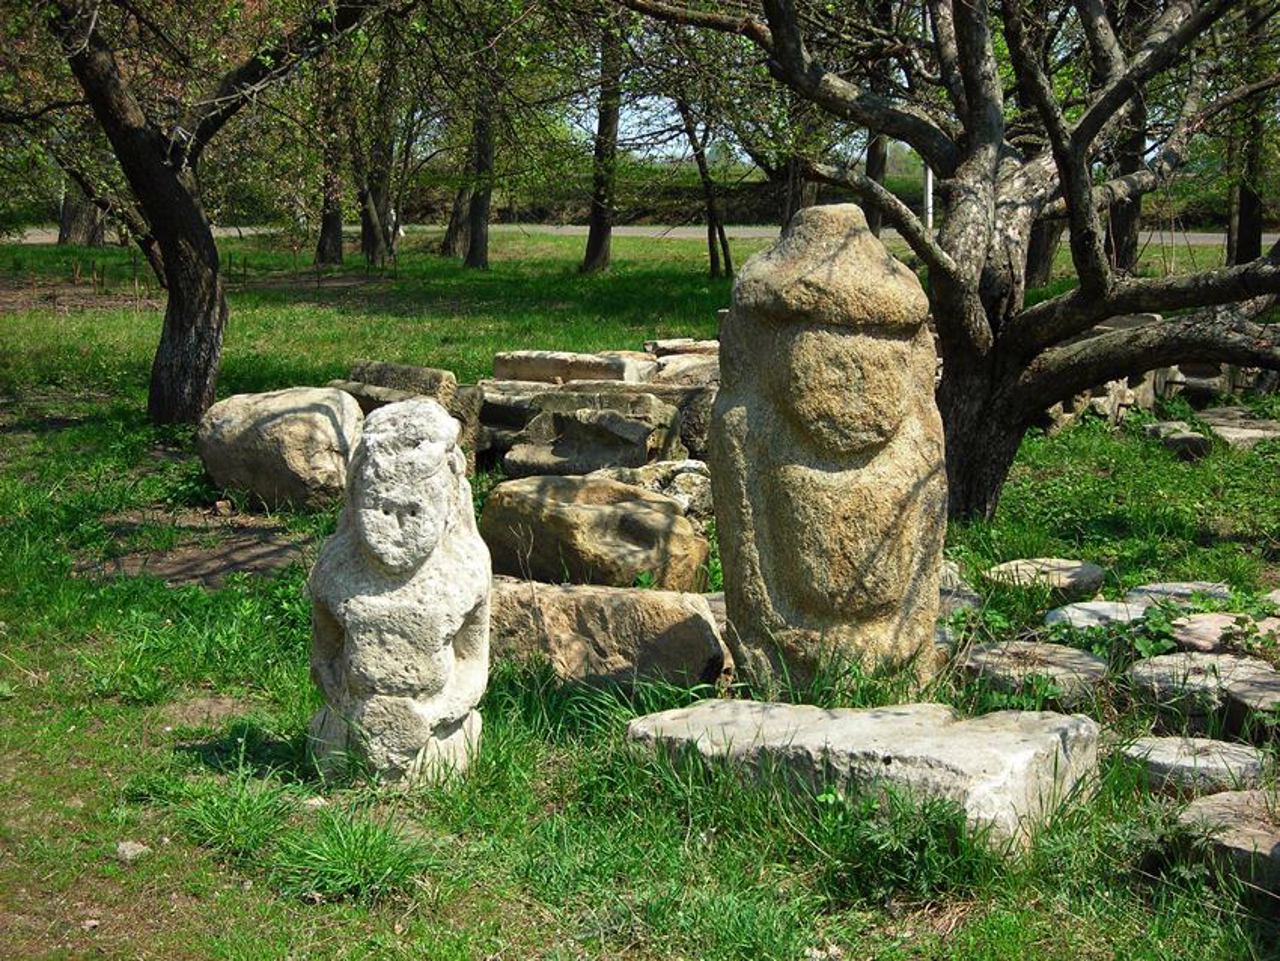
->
<box><xmin>677</xmin><ymin>99</ymin><xmax>731</xmax><ymax>278</ymax></box>
<box><xmin>1105</xmin><ymin>103</ymin><xmax>1146</xmax><ymax>274</ymax></box>
<box><xmin>464</xmin><ymin>92</ymin><xmax>494</xmax><ymax>270</ymax></box>
<box><xmin>440</xmin><ymin>185</ymin><xmax>472</xmax><ymax>257</ymax></box>
<box><xmin>864</xmin><ymin>133</ymin><xmax>889</xmax><ymax>236</ymax></box>
<box><xmin>57</xmin><ymin>181</ymin><xmax>105</xmax><ymax>246</ymax></box>
<box><xmin>581</xmin><ymin>19</ymin><xmax>623</xmax><ymax>274</ymax></box>
<box><xmin>315</xmin><ymin>72</ymin><xmax>344</xmax><ymax>265</ymax></box>
<box><xmin>1236</xmin><ymin>113</ymin><xmax>1265</xmax><ymax>265</ymax></box>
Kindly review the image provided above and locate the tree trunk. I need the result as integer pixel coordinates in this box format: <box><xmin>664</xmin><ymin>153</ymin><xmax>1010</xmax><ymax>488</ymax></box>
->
<box><xmin>1236</xmin><ymin>115</ymin><xmax>1265</xmax><ymax>265</ymax></box>
<box><xmin>582</xmin><ymin>20</ymin><xmax>623</xmax><ymax>274</ymax></box>
<box><xmin>464</xmin><ymin>94</ymin><xmax>494</xmax><ymax>270</ymax></box>
<box><xmin>677</xmin><ymin>99</ymin><xmax>731</xmax><ymax>278</ymax></box>
<box><xmin>58</xmin><ymin>182</ymin><xmax>105</xmax><ymax>246</ymax></box>
<box><xmin>1025</xmin><ymin>218</ymin><xmax>1065</xmax><ymax>289</ymax></box>
<box><xmin>780</xmin><ymin>156</ymin><xmax>818</xmax><ymax>226</ymax></box>
<box><xmin>1105</xmin><ymin>104</ymin><xmax>1146</xmax><ymax>274</ymax></box>
<box><xmin>1227</xmin><ymin>129</ymin><xmax>1242</xmax><ymax>265</ymax></box>
<box><xmin>359</xmin><ymin>188</ymin><xmax>388</xmax><ymax>266</ymax></box>
<box><xmin>316</xmin><ymin>198</ymin><xmax>344</xmax><ymax>265</ymax></box>
<box><xmin>864</xmin><ymin>133</ymin><xmax>889</xmax><ymax>236</ymax></box>
<box><xmin>440</xmin><ymin>185</ymin><xmax>472</xmax><ymax>257</ymax></box>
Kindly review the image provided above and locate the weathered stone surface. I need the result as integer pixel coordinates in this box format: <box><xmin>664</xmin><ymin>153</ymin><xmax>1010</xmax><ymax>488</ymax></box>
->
<box><xmin>652</xmin><ymin>353</ymin><xmax>720</xmax><ymax>388</ymax></box>
<box><xmin>1200</xmin><ymin>407</ymin><xmax>1280</xmax><ymax>449</ymax></box>
<box><xmin>1178</xmin><ymin>790</ymin><xmax>1280</xmax><ymax>895</ymax></box>
<box><xmin>328</xmin><ymin>379</ymin><xmax>416</xmax><ymax>415</ymax></box>
<box><xmin>479</xmin><ymin>475</ymin><xmax>709</xmax><ymax>591</ymax></box>
<box><xmin>985</xmin><ymin>558</ymin><xmax>1105</xmax><ymax>599</ymax></box>
<box><xmin>330</xmin><ymin>378</ymin><xmax>482</xmax><ymax>476</ymax></box>
<box><xmin>957</xmin><ymin>640</ymin><xmax>1108</xmax><ymax>710</ymax></box>
<box><xmin>197</xmin><ymin>387</ymin><xmax>363</xmax><ymax>510</ymax></box>
<box><xmin>1121</xmin><ymin>736</ymin><xmax>1264</xmax><ymax>795</ymax></box>
<box><xmin>561</xmin><ymin>381</ymin><xmax>717</xmax><ymax>460</ymax></box>
<box><xmin>1143</xmin><ymin>421</ymin><xmax>1211</xmax><ymax>460</ymax></box>
<box><xmin>1265</xmin><ymin>588</ymin><xmax>1280</xmax><ymax>607</ymax></box>
<box><xmin>493</xmin><ymin>350</ymin><xmax>657</xmax><ymax>384</ymax></box>
<box><xmin>1127</xmin><ymin>652</ymin><xmax>1280</xmax><ymax>735</ymax></box>
<box><xmin>704</xmin><ymin>591</ymin><xmax>727</xmax><ymax>636</ymax></box>
<box><xmin>711</xmin><ymin>204</ymin><xmax>946</xmax><ymax>685</ymax></box>
<box><xmin>1045</xmin><ymin>600</ymin><xmax>1150</xmax><ymax>630</ymax></box>
<box><xmin>1124</xmin><ymin>581</ymin><xmax>1232</xmax><ymax>606</ymax></box>
<box><xmin>587</xmin><ymin>460</ymin><xmax>713</xmax><ymax>524</ymax></box>
<box><xmin>115</xmin><ymin>841</ymin><xmax>151</xmax><ymax>863</ymax></box>
<box><xmin>627</xmin><ymin>699</ymin><xmax>1099</xmax><ymax>845</ymax></box>
<box><xmin>489</xmin><ymin>576</ymin><xmax>729</xmax><ymax>685</ymax></box>
<box><xmin>349</xmin><ymin>360</ymin><xmax>458</xmax><ymax>403</ymax></box>
<box><xmin>446</xmin><ymin>385</ymin><xmax>484</xmax><ymax>476</ymax></box>
<box><xmin>503</xmin><ymin>391</ymin><xmax>686</xmax><ymax>477</ymax></box>
<box><xmin>308</xmin><ymin>400</ymin><xmax>490</xmax><ymax>783</ymax></box>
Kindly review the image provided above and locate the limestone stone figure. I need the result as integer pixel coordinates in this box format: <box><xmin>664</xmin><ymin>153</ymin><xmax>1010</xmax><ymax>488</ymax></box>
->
<box><xmin>710</xmin><ymin>203</ymin><xmax>946</xmax><ymax>685</ymax></box>
<box><xmin>308</xmin><ymin>399</ymin><xmax>491</xmax><ymax>782</ymax></box>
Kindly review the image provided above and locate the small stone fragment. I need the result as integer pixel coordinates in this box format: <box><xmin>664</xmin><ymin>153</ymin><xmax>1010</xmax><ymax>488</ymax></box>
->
<box><xmin>957</xmin><ymin>640</ymin><xmax>1107</xmax><ymax>710</ymax></box>
<box><xmin>985</xmin><ymin>558</ymin><xmax>1105</xmax><ymax>599</ymax></box>
<box><xmin>1045</xmin><ymin>600</ymin><xmax>1150</xmax><ymax>630</ymax></box>
<box><xmin>587</xmin><ymin>460</ymin><xmax>713</xmax><ymax>524</ymax></box>
<box><xmin>1121</xmin><ymin>736</ymin><xmax>1264</xmax><ymax>795</ymax></box>
<box><xmin>115</xmin><ymin>840</ymin><xmax>152</xmax><ymax>863</ymax></box>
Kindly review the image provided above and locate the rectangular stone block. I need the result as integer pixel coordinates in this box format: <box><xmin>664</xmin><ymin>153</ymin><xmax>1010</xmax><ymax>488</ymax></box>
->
<box><xmin>493</xmin><ymin>350</ymin><xmax>657</xmax><ymax>384</ymax></box>
<box><xmin>627</xmin><ymin>699</ymin><xmax>1098</xmax><ymax>845</ymax></box>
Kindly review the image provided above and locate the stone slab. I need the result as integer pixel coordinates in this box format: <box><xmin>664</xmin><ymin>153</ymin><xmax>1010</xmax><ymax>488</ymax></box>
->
<box><xmin>1178</xmin><ymin>790</ymin><xmax>1280</xmax><ymax>896</ymax></box>
<box><xmin>1121</xmin><ymin>736</ymin><xmax>1264</xmax><ymax>795</ymax></box>
<box><xmin>1127</xmin><ymin>651</ymin><xmax>1280</xmax><ymax>735</ymax></box>
<box><xmin>627</xmin><ymin>699</ymin><xmax>1099</xmax><ymax>845</ymax></box>
<box><xmin>957</xmin><ymin>640</ymin><xmax>1108</xmax><ymax>710</ymax></box>
<box><xmin>493</xmin><ymin>350</ymin><xmax>657</xmax><ymax>384</ymax></box>
<box><xmin>1124</xmin><ymin>581</ymin><xmax>1232</xmax><ymax>605</ymax></box>
<box><xmin>985</xmin><ymin>558</ymin><xmax>1105</xmax><ymax>599</ymax></box>
<box><xmin>1045</xmin><ymin>600</ymin><xmax>1150</xmax><ymax>630</ymax></box>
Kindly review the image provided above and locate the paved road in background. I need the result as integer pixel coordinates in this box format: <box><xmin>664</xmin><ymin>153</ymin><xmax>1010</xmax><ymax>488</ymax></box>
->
<box><xmin>13</xmin><ymin>222</ymin><xmax>1276</xmax><ymax>247</ymax></box>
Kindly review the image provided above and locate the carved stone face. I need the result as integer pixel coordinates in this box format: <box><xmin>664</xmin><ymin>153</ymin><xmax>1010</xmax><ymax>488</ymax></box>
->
<box><xmin>352</xmin><ymin>443</ymin><xmax>457</xmax><ymax>574</ymax></box>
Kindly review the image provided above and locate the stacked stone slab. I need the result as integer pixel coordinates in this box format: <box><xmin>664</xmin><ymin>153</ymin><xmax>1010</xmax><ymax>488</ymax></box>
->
<box><xmin>502</xmin><ymin>391</ymin><xmax>686</xmax><ymax>477</ymax></box>
<box><xmin>479</xmin><ymin>475</ymin><xmax>709</xmax><ymax>592</ymax></box>
<box><xmin>710</xmin><ymin>204</ymin><xmax>947</xmax><ymax>685</ymax></box>
<box><xmin>489</xmin><ymin>576</ymin><xmax>729</xmax><ymax>686</ymax></box>
<box><xmin>307</xmin><ymin>400</ymin><xmax>490</xmax><ymax>782</ymax></box>
<box><xmin>493</xmin><ymin>349</ymin><xmax>657</xmax><ymax>384</ymax></box>
<box><xmin>1127</xmin><ymin>651</ymin><xmax>1280</xmax><ymax>736</ymax></box>
<box><xmin>627</xmin><ymin>699</ymin><xmax>1099</xmax><ymax>846</ymax></box>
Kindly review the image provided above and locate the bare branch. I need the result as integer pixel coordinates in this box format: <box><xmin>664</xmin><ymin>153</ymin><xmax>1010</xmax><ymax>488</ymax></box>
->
<box><xmin>805</xmin><ymin>160</ymin><xmax>959</xmax><ymax>280</ymax></box>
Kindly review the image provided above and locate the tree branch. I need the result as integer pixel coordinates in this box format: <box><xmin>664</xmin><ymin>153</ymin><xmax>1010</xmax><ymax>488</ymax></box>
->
<box><xmin>804</xmin><ymin>160</ymin><xmax>960</xmax><ymax>280</ymax></box>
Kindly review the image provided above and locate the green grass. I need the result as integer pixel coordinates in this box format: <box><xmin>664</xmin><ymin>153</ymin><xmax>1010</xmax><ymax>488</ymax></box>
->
<box><xmin>1</xmin><ymin>232</ymin><xmax>1279</xmax><ymax>958</ymax></box>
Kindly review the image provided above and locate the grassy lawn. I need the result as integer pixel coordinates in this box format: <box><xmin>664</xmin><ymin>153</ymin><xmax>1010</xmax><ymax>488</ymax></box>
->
<box><xmin>1</xmin><ymin>231</ymin><xmax>1278</xmax><ymax>959</ymax></box>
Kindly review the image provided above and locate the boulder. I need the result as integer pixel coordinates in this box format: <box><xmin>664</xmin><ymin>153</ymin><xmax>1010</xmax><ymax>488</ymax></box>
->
<box><xmin>956</xmin><ymin>640</ymin><xmax>1108</xmax><ymax>710</ymax></box>
<box><xmin>197</xmin><ymin>387</ymin><xmax>363</xmax><ymax>510</ymax></box>
<box><xmin>627</xmin><ymin>699</ymin><xmax>1099</xmax><ymax>846</ymax></box>
<box><xmin>493</xmin><ymin>349</ymin><xmax>657</xmax><ymax>384</ymax></box>
<box><xmin>479</xmin><ymin>475</ymin><xmax>709</xmax><ymax>591</ymax></box>
<box><xmin>1127</xmin><ymin>651</ymin><xmax>1280</xmax><ymax>736</ymax></box>
<box><xmin>503</xmin><ymin>391</ymin><xmax>686</xmax><ymax>477</ymax></box>
<box><xmin>1121</xmin><ymin>736</ymin><xmax>1264</xmax><ymax>795</ymax></box>
<box><xmin>1124</xmin><ymin>581</ymin><xmax>1232</xmax><ymax>606</ymax></box>
<box><xmin>1045</xmin><ymin>600</ymin><xmax>1150</xmax><ymax>630</ymax></box>
<box><xmin>985</xmin><ymin>558</ymin><xmax>1105</xmax><ymax>599</ymax></box>
<box><xmin>489</xmin><ymin>576</ymin><xmax>729</xmax><ymax>685</ymax></box>
<box><xmin>1178</xmin><ymin>790</ymin><xmax>1280</xmax><ymax>896</ymax></box>
<box><xmin>710</xmin><ymin>204</ymin><xmax>946</xmax><ymax>685</ymax></box>
<box><xmin>587</xmin><ymin>459</ymin><xmax>713</xmax><ymax>525</ymax></box>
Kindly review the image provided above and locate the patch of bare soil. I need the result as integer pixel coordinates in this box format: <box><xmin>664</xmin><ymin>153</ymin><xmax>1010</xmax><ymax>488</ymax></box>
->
<box><xmin>74</xmin><ymin>507</ymin><xmax>316</xmax><ymax>589</ymax></box>
<box><xmin>154</xmin><ymin>695</ymin><xmax>256</xmax><ymax>731</ymax></box>
<box><xmin>0</xmin><ymin>277</ymin><xmax>164</xmax><ymax>314</ymax></box>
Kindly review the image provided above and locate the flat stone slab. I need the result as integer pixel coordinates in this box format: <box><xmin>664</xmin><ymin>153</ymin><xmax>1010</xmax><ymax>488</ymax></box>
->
<box><xmin>985</xmin><ymin>558</ymin><xmax>1105</xmax><ymax>599</ymax></box>
<box><xmin>1177</xmin><ymin>790</ymin><xmax>1280</xmax><ymax>895</ymax></box>
<box><xmin>1045</xmin><ymin>600</ymin><xmax>1150</xmax><ymax>630</ymax></box>
<box><xmin>1127</xmin><ymin>652</ymin><xmax>1280</xmax><ymax>735</ymax></box>
<box><xmin>1170</xmin><ymin>612</ymin><xmax>1280</xmax><ymax>653</ymax></box>
<box><xmin>1143</xmin><ymin>421</ymin><xmax>1211</xmax><ymax>460</ymax></box>
<box><xmin>627</xmin><ymin>699</ymin><xmax>1099</xmax><ymax>845</ymax></box>
<box><xmin>1124</xmin><ymin>581</ymin><xmax>1232</xmax><ymax>605</ymax></box>
<box><xmin>1121</xmin><ymin>736</ymin><xmax>1264</xmax><ymax>795</ymax></box>
<box><xmin>493</xmin><ymin>350</ymin><xmax>657</xmax><ymax>384</ymax></box>
<box><xmin>957</xmin><ymin>640</ymin><xmax>1108</xmax><ymax>710</ymax></box>
<box><xmin>1200</xmin><ymin>407</ymin><xmax>1280</xmax><ymax>449</ymax></box>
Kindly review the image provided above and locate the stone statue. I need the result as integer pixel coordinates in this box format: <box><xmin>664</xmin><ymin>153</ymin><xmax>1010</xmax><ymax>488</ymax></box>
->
<box><xmin>307</xmin><ymin>399</ymin><xmax>491</xmax><ymax>782</ymax></box>
<box><xmin>710</xmin><ymin>204</ymin><xmax>946</xmax><ymax>687</ymax></box>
